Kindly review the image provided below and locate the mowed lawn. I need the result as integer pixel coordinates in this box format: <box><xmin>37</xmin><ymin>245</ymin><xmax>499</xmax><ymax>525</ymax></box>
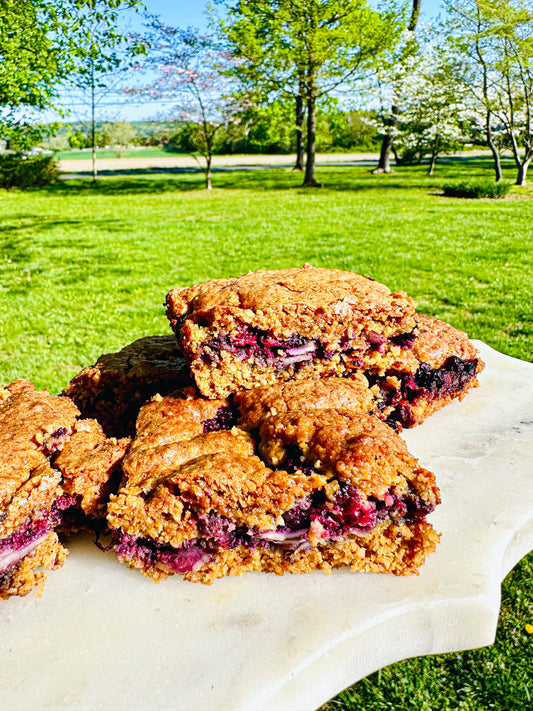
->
<box><xmin>1</xmin><ymin>157</ymin><xmax>532</xmax><ymax>709</ymax></box>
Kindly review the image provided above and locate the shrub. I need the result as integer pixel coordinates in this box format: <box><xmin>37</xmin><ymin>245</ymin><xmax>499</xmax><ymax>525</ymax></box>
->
<box><xmin>0</xmin><ymin>153</ymin><xmax>59</xmax><ymax>189</ymax></box>
<box><xmin>442</xmin><ymin>178</ymin><xmax>512</xmax><ymax>199</ymax></box>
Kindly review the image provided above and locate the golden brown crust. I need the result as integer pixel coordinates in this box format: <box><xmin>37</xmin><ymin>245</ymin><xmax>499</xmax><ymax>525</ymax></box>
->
<box><xmin>167</xmin><ymin>451</ymin><xmax>326</xmax><ymax>529</ymax></box>
<box><xmin>130</xmin><ymin>392</ymin><xmax>227</xmax><ymax>452</ymax></box>
<box><xmin>0</xmin><ymin>380</ymin><xmax>79</xmax><ymax>508</ymax></box>
<box><xmin>235</xmin><ymin>373</ymin><xmax>376</xmax><ymax>430</ymax></box>
<box><xmin>122</xmin><ymin>392</ymin><xmax>236</xmax><ymax>486</ymax></box>
<box><xmin>63</xmin><ymin>336</ymin><xmax>192</xmax><ymax>437</ymax></box>
<box><xmin>167</xmin><ymin>266</ymin><xmax>415</xmax><ymax>341</ymax></box>
<box><xmin>387</xmin><ymin>314</ymin><xmax>483</xmax><ymax>373</ymax></box>
<box><xmin>167</xmin><ymin>266</ymin><xmax>417</xmax><ymax>398</ymax></box>
<box><xmin>107</xmin><ymin>389</ymin><xmax>440</xmax><ymax>584</ymax></box>
<box><xmin>0</xmin><ymin>380</ymin><xmax>131</xmax><ymax>598</ymax></box>
<box><xmin>258</xmin><ymin>410</ymin><xmax>440</xmax><ymax>506</ymax></box>
<box><xmin>54</xmin><ymin>419</ymin><xmax>130</xmax><ymax>516</ymax></box>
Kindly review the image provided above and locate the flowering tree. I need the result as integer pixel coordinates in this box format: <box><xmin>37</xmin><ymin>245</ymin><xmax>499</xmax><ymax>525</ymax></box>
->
<box><xmin>372</xmin><ymin>0</ymin><xmax>424</xmax><ymax>174</ymax></box>
<box><xmin>445</xmin><ymin>0</ymin><xmax>533</xmax><ymax>185</ymax></box>
<box><xmin>373</xmin><ymin>50</ymin><xmax>469</xmax><ymax>174</ymax></box>
<box><xmin>126</xmin><ymin>23</ymin><xmax>239</xmax><ymax>189</ymax></box>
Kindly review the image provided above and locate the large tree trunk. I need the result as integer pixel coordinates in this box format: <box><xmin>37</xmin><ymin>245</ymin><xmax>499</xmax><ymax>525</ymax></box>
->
<box><xmin>515</xmin><ymin>156</ymin><xmax>532</xmax><ymax>186</ymax></box>
<box><xmin>372</xmin><ymin>108</ymin><xmax>398</xmax><ymax>174</ymax></box>
<box><xmin>303</xmin><ymin>73</ymin><xmax>321</xmax><ymax>187</ymax></box>
<box><xmin>294</xmin><ymin>93</ymin><xmax>305</xmax><ymax>171</ymax></box>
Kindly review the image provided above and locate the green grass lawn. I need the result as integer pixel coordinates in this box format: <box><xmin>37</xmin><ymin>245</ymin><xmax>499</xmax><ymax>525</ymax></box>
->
<box><xmin>1</xmin><ymin>156</ymin><xmax>532</xmax><ymax>709</ymax></box>
<box><xmin>54</xmin><ymin>146</ymin><xmax>169</xmax><ymax>160</ymax></box>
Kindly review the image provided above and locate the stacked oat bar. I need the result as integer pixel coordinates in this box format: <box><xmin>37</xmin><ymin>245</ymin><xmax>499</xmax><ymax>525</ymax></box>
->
<box><xmin>0</xmin><ymin>381</ymin><xmax>128</xmax><ymax>599</ymax></box>
<box><xmin>1</xmin><ymin>265</ymin><xmax>483</xmax><ymax>597</ymax></box>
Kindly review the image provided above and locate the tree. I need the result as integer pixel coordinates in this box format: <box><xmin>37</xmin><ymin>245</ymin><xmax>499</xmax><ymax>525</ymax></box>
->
<box><xmin>220</xmin><ymin>0</ymin><xmax>397</xmax><ymax>187</ymax></box>
<box><xmin>61</xmin><ymin>0</ymin><xmax>145</xmax><ymax>181</ymax></box>
<box><xmin>99</xmin><ymin>120</ymin><xmax>136</xmax><ymax>155</ymax></box>
<box><xmin>445</xmin><ymin>0</ymin><xmax>533</xmax><ymax>185</ymax></box>
<box><xmin>381</xmin><ymin>51</ymin><xmax>468</xmax><ymax>174</ymax></box>
<box><xmin>372</xmin><ymin>0</ymin><xmax>423</xmax><ymax>174</ymax></box>
<box><xmin>0</xmin><ymin>0</ymin><xmax>71</xmax><ymax>146</ymax></box>
<box><xmin>125</xmin><ymin>22</ymin><xmax>239</xmax><ymax>189</ymax></box>
<box><xmin>1</xmin><ymin>0</ymin><xmax>143</xmax><ymax>159</ymax></box>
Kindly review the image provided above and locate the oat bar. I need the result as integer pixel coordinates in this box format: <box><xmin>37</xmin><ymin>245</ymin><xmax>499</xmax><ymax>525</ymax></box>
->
<box><xmin>368</xmin><ymin>314</ymin><xmax>484</xmax><ymax>428</ymax></box>
<box><xmin>64</xmin><ymin>335</ymin><xmax>192</xmax><ymax>438</ymax></box>
<box><xmin>165</xmin><ymin>265</ymin><xmax>417</xmax><ymax>398</ymax></box>
<box><xmin>107</xmin><ymin>389</ymin><xmax>440</xmax><ymax>584</ymax></box>
<box><xmin>0</xmin><ymin>381</ymin><xmax>129</xmax><ymax>599</ymax></box>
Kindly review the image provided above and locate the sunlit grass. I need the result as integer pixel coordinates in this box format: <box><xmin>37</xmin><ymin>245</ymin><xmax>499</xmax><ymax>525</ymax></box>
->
<box><xmin>1</xmin><ymin>157</ymin><xmax>532</xmax><ymax>711</ymax></box>
<box><xmin>1</xmin><ymin>158</ymin><xmax>531</xmax><ymax>394</ymax></box>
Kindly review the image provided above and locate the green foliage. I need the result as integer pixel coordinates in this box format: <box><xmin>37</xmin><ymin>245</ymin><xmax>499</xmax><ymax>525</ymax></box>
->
<box><xmin>0</xmin><ymin>153</ymin><xmax>59</xmax><ymax>189</ymax></box>
<box><xmin>98</xmin><ymin>121</ymin><xmax>136</xmax><ymax>155</ymax></box>
<box><xmin>316</xmin><ymin>109</ymin><xmax>381</xmax><ymax>152</ymax></box>
<box><xmin>217</xmin><ymin>100</ymin><xmax>295</xmax><ymax>154</ymax></box>
<box><xmin>219</xmin><ymin>0</ymin><xmax>399</xmax><ymax>184</ymax></box>
<box><xmin>442</xmin><ymin>177</ymin><xmax>512</xmax><ymax>198</ymax></box>
<box><xmin>68</xmin><ymin>129</ymin><xmax>88</xmax><ymax>150</ymax></box>
<box><xmin>0</xmin><ymin>0</ymin><xmax>64</xmax><ymax>112</ymax></box>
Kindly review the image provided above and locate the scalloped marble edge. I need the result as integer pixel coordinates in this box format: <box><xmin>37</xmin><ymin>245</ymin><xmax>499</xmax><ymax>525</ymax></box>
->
<box><xmin>1</xmin><ymin>342</ymin><xmax>532</xmax><ymax>711</ymax></box>
<box><xmin>258</xmin><ymin>341</ymin><xmax>533</xmax><ymax>711</ymax></box>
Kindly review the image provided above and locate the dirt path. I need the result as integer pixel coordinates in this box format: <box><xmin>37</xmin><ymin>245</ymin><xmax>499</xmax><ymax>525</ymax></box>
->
<box><xmin>57</xmin><ymin>150</ymin><xmax>493</xmax><ymax>174</ymax></box>
<box><xmin>57</xmin><ymin>152</ymin><xmax>380</xmax><ymax>173</ymax></box>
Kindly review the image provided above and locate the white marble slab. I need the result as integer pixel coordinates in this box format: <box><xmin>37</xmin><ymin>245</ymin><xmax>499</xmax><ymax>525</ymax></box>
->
<box><xmin>1</xmin><ymin>341</ymin><xmax>532</xmax><ymax>711</ymax></box>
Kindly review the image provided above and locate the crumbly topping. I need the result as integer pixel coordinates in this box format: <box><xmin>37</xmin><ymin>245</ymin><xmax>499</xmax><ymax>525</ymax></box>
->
<box><xmin>235</xmin><ymin>374</ymin><xmax>376</xmax><ymax>430</ymax></box>
<box><xmin>54</xmin><ymin>419</ymin><xmax>130</xmax><ymax>515</ymax></box>
<box><xmin>108</xmin><ymin>386</ymin><xmax>439</xmax><ymax>562</ymax></box>
<box><xmin>63</xmin><ymin>336</ymin><xmax>192</xmax><ymax>438</ymax></box>
<box><xmin>412</xmin><ymin>314</ymin><xmax>482</xmax><ymax>369</ymax></box>
<box><xmin>167</xmin><ymin>451</ymin><xmax>326</xmax><ymax>529</ymax></box>
<box><xmin>0</xmin><ymin>380</ymin><xmax>79</xmax><ymax>507</ymax></box>
<box><xmin>166</xmin><ymin>266</ymin><xmax>416</xmax><ymax>343</ymax></box>
<box><xmin>258</xmin><ymin>410</ymin><xmax>440</xmax><ymax>504</ymax></box>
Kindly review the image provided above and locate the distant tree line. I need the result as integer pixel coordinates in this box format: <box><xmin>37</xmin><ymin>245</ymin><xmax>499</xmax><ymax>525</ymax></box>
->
<box><xmin>49</xmin><ymin>107</ymin><xmax>381</xmax><ymax>155</ymax></box>
<box><xmin>2</xmin><ymin>0</ymin><xmax>533</xmax><ymax>188</ymax></box>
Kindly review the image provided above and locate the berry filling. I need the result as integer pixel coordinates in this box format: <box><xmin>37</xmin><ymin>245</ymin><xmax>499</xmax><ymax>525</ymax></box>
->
<box><xmin>202</xmin><ymin>405</ymin><xmax>239</xmax><ymax>433</ymax></box>
<box><xmin>111</xmin><ymin>482</ymin><xmax>434</xmax><ymax>575</ymax></box>
<box><xmin>0</xmin><ymin>516</ymin><xmax>54</xmax><ymax>575</ymax></box>
<box><xmin>199</xmin><ymin>326</ymin><xmax>415</xmax><ymax>370</ymax></box>
<box><xmin>370</xmin><ymin>356</ymin><xmax>479</xmax><ymax>428</ymax></box>
<box><xmin>43</xmin><ymin>427</ymin><xmax>71</xmax><ymax>458</ymax></box>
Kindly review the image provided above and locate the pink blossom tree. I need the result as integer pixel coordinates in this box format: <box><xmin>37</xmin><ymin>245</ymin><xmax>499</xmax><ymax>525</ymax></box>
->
<box><xmin>126</xmin><ymin>23</ymin><xmax>239</xmax><ymax>189</ymax></box>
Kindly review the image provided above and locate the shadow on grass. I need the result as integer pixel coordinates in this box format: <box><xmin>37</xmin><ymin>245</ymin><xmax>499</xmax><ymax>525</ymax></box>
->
<box><xmin>0</xmin><ymin>215</ymin><xmax>127</xmax><ymax>239</ymax></box>
<box><xmin>40</xmin><ymin>155</ymin><xmax>517</xmax><ymax>197</ymax></box>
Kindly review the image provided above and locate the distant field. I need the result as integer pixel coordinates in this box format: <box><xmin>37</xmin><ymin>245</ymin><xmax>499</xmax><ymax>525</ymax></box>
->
<box><xmin>0</xmin><ymin>158</ymin><xmax>532</xmax><ymax>710</ymax></box>
<box><xmin>54</xmin><ymin>146</ymin><xmax>169</xmax><ymax>160</ymax></box>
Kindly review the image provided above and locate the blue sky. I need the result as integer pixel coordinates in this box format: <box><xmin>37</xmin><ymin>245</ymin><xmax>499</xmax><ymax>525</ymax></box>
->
<box><xmin>146</xmin><ymin>0</ymin><xmax>445</xmax><ymax>28</ymax></box>
<box><xmin>51</xmin><ymin>0</ymin><xmax>446</xmax><ymax>123</ymax></box>
<box><xmin>146</xmin><ymin>0</ymin><xmax>211</xmax><ymax>29</ymax></box>
<box><xmin>146</xmin><ymin>0</ymin><xmax>441</xmax><ymax>27</ymax></box>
